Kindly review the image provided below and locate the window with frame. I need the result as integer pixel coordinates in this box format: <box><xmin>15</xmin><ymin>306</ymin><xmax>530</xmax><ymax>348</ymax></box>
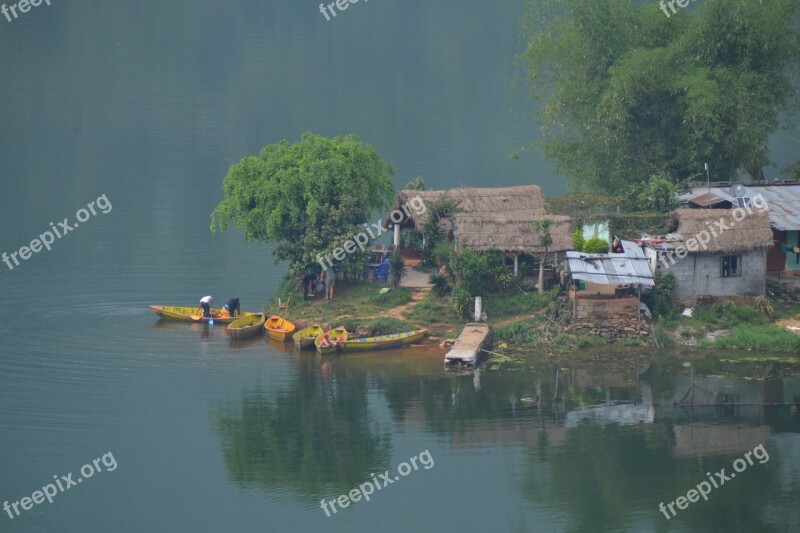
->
<box><xmin>721</xmin><ymin>255</ymin><xmax>741</xmax><ymax>278</ymax></box>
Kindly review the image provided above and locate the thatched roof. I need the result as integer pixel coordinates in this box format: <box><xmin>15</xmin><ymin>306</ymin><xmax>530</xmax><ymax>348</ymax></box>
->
<box><xmin>672</xmin><ymin>209</ymin><xmax>773</xmax><ymax>253</ymax></box>
<box><xmin>454</xmin><ymin>214</ymin><xmax>573</xmax><ymax>253</ymax></box>
<box><xmin>389</xmin><ymin>185</ymin><xmax>573</xmax><ymax>254</ymax></box>
<box><xmin>392</xmin><ymin>185</ymin><xmax>552</xmax><ymax>226</ymax></box>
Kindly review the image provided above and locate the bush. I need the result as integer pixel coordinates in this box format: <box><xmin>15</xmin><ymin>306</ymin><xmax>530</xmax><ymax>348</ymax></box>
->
<box><xmin>709</xmin><ymin>325</ymin><xmax>800</xmax><ymax>353</ymax></box>
<box><xmin>582</xmin><ymin>236</ymin><xmax>608</xmax><ymax>253</ymax></box>
<box><xmin>495</xmin><ymin>322</ymin><xmax>539</xmax><ymax>343</ymax></box>
<box><xmin>641</xmin><ymin>272</ymin><xmax>678</xmax><ymax>319</ymax></box>
<box><xmin>572</xmin><ymin>228</ymin><xmax>585</xmax><ymax>251</ymax></box>
<box><xmin>432</xmin><ymin>241</ymin><xmax>453</xmax><ymax>267</ymax></box>
<box><xmin>451</xmin><ymin>286</ymin><xmax>473</xmax><ymax>319</ymax></box>
<box><xmin>429</xmin><ymin>272</ymin><xmax>452</xmax><ymax>296</ymax></box>
<box><xmin>389</xmin><ymin>253</ymin><xmax>407</xmax><ymax>288</ymax></box>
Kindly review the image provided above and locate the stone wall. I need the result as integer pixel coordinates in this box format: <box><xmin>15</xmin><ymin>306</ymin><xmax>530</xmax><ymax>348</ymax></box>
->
<box><xmin>572</xmin><ymin>294</ymin><xmax>639</xmax><ymax>319</ymax></box>
<box><xmin>567</xmin><ymin>314</ymin><xmax>652</xmax><ymax>344</ymax></box>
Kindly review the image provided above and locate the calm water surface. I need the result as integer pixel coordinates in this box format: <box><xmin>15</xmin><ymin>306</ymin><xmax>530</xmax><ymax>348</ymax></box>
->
<box><xmin>1</xmin><ymin>1</ymin><xmax>798</xmax><ymax>532</ymax></box>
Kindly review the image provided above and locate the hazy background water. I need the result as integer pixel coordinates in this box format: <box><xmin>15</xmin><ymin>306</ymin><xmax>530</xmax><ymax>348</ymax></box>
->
<box><xmin>0</xmin><ymin>1</ymin><xmax>798</xmax><ymax>531</ymax></box>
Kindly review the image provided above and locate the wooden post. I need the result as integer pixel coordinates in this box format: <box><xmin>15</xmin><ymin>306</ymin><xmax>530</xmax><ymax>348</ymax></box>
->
<box><xmin>513</xmin><ymin>253</ymin><xmax>519</xmax><ymax>277</ymax></box>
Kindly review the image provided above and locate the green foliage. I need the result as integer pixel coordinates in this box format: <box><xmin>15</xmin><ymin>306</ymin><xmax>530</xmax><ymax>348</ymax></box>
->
<box><xmin>571</xmin><ymin>228</ymin><xmax>585</xmax><ymax>251</ymax></box>
<box><xmin>369</xmin><ymin>287</ymin><xmax>411</xmax><ymax>306</ymax></box>
<box><xmin>404</xmin><ymin>176</ymin><xmax>427</xmax><ymax>190</ymax></box>
<box><xmin>607</xmin><ymin>212</ymin><xmax>675</xmax><ymax>240</ymax></box>
<box><xmin>451</xmin><ymin>286</ymin><xmax>473</xmax><ymax>319</ymax></box>
<box><xmin>338</xmin><ymin>317</ymin><xmax>416</xmax><ymax>336</ymax></box>
<box><xmin>495</xmin><ymin>322</ymin><xmax>540</xmax><ymax>344</ymax></box>
<box><xmin>532</xmin><ymin>219</ymin><xmax>557</xmax><ymax>250</ymax></box>
<box><xmin>707</xmin><ymin>325</ymin><xmax>800</xmax><ymax>353</ymax></box>
<box><xmin>623</xmin><ymin>175</ymin><xmax>680</xmax><ymax>214</ymax></box>
<box><xmin>429</xmin><ymin>271</ymin><xmax>452</xmax><ymax>297</ymax></box>
<box><xmin>399</xmin><ymin>229</ymin><xmax>423</xmax><ymax>251</ymax></box>
<box><xmin>521</xmin><ymin>0</ymin><xmax>800</xmax><ymax>192</ymax></box>
<box><xmin>582</xmin><ymin>237</ymin><xmax>609</xmax><ymax>253</ymax></box>
<box><xmin>432</xmin><ymin>241</ymin><xmax>453</xmax><ymax>267</ymax></box>
<box><xmin>449</xmin><ymin>249</ymin><xmax>492</xmax><ymax>296</ymax></box>
<box><xmin>211</xmin><ymin>132</ymin><xmax>396</xmax><ymax>273</ymax></box>
<box><xmin>642</xmin><ymin>272</ymin><xmax>677</xmax><ymax>319</ymax></box>
<box><xmin>691</xmin><ymin>302</ymin><xmax>770</xmax><ymax>329</ymax></box>
<box><xmin>421</xmin><ymin>198</ymin><xmax>461</xmax><ymax>264</ymax></box>
<box><xmin>389</xmin><ymin>253</ymin><xmax>407</xmax><ymax>289</ymax></box>
<box><xmin>484</xmin><ymin>289</ymin><xmax>550</xmax><ymax>318</ymax></box>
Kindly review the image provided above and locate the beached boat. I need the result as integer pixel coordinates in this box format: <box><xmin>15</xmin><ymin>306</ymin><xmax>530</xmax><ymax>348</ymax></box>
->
<box><xmin>227</xmin><ymin>313</ymin><xmax>266</xmax><ymax>340</ymax></box>
<box><xmin>316</xmin><ymin>326</ymin><xmax>348</xmax><ymax>354</ymax></box>
<box><xmin>150</xmin><ymin>305</ymin><xmax>254</xmax><ymax>324</ymax></box>
<box><xmin>338</xmin><ymin>329</ymin><xmax>428</xmax><ymax>352</ymax></box>
<box><xmin>293</xmin><ymin>325</ymin><xmax>324</xmax><ymax>350</ymax></box>
<box><xmin>264</xmin><ymin>315</ymin><xmax>296</xmax><ymax>342</ymax></box>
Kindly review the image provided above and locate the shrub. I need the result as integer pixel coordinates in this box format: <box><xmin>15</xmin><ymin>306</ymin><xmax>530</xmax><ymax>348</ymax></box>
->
<box><xmin>642</xmin><ymin>272</ymin><xmax>677</xmax><ymax>319</ymax></box>
<box><xmin>572</xmin><ymin>228</ymin><xmax>585</xmax><ymax>251</ymax></box>
<box><xmin>710</xmin><ymin>325</ymin><xmax>800</xmax><ymax>353</ymax></box>
<box><xmin>495</xmin><ymin>322</ymin><xmax>539</xmax><ymax>343</ymax></box>
<box><xmin>451</xmin><ymin>286</ymin><xmax>473</xmax><ymax>319</ymax></box>
<box><xmin>429</xmin><ymin>271</ymin><xmax>452</xmax><ymax>296</ymax></box>
<box><xmin>389</xmin><ymin>253</ymin><xmax>407</xmax><ymax>288</ymax></box>
<box><xmin>582</xmin><ymin>236</ymin><xmax>608</xmax><ymax>253</ymax></box>
<box><xmin>432</xmin><ymin>241</ymin><xmax>453</xmax><ymax>267</ymax></box>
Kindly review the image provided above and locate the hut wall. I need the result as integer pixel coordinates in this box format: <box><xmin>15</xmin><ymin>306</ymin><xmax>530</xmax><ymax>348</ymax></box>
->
<box><xmin>664</xmin><ymin>249</ymin><xmax>766</xmax><ymax>300</ymax></box>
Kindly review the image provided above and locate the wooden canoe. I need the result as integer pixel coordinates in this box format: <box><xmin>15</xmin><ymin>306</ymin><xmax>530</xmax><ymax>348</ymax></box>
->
<box><xmin>316</xmin><ymin>326</ymin><xmax>348</xmax><ymax>354</ymax></box>
<box><xmin>227</xmin><ymin>313</ymin><xmax>266</xmax><ymax>340</ymax></box>
<box><xmin>264</xmin><ymin>315</ymin><xmax>296</xmax><ymax>342</ymax></box>
<box><xmin>150</xmin><ymin>305</ymin><xmax>254</xmax><ymax>324</ymax></box>
<box><xmin>338</xmin><ymin>329</ymin><xmax>429</xmax><ymax>352</ymax></box>
<box><xmin>293</xmin><ymin>325</ymin><xmax>324</xmax><ymax>350</ymax></box>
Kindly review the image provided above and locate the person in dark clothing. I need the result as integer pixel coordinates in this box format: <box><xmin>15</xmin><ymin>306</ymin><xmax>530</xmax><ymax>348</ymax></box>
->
<box><xmin>223</xmin><ymin>297</ymin><xmax>241</xmax><ymax>317</ymax></box>
<box><xmin>302</xmin><ymin>272</ymin><xmax>317</xmax><ymax>301</ymax></box>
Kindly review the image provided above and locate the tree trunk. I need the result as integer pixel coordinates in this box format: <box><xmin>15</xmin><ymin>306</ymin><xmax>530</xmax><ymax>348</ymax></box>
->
<box><xmin>538</xmin><ymin>253</ymin><xmax>546</xmax><ymax>295</ymax></box>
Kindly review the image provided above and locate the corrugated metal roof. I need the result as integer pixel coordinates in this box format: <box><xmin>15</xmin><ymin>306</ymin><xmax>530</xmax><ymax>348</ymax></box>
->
<box><xmin>566</xmin><ymin>240</ymin><xmax>655</xmax><ymax>287</ymax></box>
<box><xmin>687</xmin><ymin>185</ymin><xmax>800</xmax><ymax>231</ymax></box>
<box><xmin>686</xmin><ymin>191</ymin><xmax>728</xmax><ymax>208</ymax></box>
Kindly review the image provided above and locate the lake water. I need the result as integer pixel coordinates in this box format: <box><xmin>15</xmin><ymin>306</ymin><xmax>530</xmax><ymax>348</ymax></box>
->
<box><xmin>1</xmin><ymin>1</ymin><xmax>798</xmax><ymax>531</ymax></box>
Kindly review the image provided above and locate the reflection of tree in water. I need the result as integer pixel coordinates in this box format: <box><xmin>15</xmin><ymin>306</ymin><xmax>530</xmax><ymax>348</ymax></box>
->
<box><xmin>214</xmin><ymin>361</ymin><xmax>391</xmax><ymax>497</ymax></box>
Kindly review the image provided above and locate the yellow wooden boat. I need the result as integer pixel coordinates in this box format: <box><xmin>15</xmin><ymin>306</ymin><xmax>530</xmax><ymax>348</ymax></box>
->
<box><xmin>150</xmin><ymin>305</ymin><xmax>254</xmax><ymax>324</ymax></box>
<box><xmin>316</xmin><ymin>326</ymin><xmax>348</xmax><ymax>354</ymax></box>
<box><xmin>227</xmin><ymin>313</ymin><xmax>266</xmax><ymax>340</ymax></box>
<box><xmin>338</xmin><ymin>329</ymin><xmax>428</xmax><ymax>352</ymax></box>
<box><xmin>293</xmin><ymin>324</ymin><xmax>324</xmax><ymax>350</ymax></box>
<box><xmin>265</xmin><ymin>315</ymin><xmax>296</xmax><ymax>342</ymax></box>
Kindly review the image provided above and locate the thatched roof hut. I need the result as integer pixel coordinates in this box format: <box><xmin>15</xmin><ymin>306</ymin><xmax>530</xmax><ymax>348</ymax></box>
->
<box><xmin>389</xmin><ymin>185</ymin><xmax>573</xmax><ymax>254</ymax></box>
<box><xmin>670</xmin><ymin>209</ymin><xmax>773</xmax><ymax>253</ymax></box>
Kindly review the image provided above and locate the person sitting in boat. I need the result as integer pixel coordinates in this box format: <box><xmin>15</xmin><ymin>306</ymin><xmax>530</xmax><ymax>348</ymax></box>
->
<box><xmin>219</xmin><ymin>297</ymin><xmax>240</xmax><ymax>319</ymax></box>
<box><xmin>199</xmin><ymin>295</ymin><xmax>214</xmax><ymax>317</ymax></box>
<box><xmin>320</xmin><ymin>331</ymin><xmax>331</xmax><ymax>347</ymax></box>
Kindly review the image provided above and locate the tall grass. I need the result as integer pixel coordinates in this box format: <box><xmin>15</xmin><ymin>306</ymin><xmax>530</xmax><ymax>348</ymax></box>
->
<box><xmin>708</xmin><ymin>325</ymin><xmax>800</xmax><ymax>353</ymax></box>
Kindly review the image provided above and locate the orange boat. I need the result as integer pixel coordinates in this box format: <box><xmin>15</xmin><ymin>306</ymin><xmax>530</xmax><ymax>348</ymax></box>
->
<box><xmin>264</xmin><ymin>315</ymin><xmax>296</xmax><ymax>342</ymax></box>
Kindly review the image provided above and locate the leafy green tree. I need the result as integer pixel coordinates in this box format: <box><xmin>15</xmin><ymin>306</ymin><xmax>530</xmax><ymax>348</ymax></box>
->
<box><xmin>582</xmin><ymin>237</ymin><xmax>609</xmax><ymax>253</ymax></box>
<box><xmin>211</xmin><ymin>132</ymin><xmax>396</xmax><ymax>273</ymax></box>
<box><xmin>404</xmin><ymin>176</ymin><xmax>427</xmax><ymax>190</ymax></box>
<box><xmin>624</xmin><ymin>175</ymin><xmax>680</xmax><ymax>213</ymax></box>
<box><xmin>421</xmin><ymin>198</ymin><xmax>461</xmax><ymax>264</ymax></box>
<box><xmin>571</xmin><ymin>228</ymin><xmax>585</xmax><ymax>252</ymax></box>
<box><xmin>521</xmin><ymin>0</ymin><xmax>800</xmax><ymax>193</ymax></box>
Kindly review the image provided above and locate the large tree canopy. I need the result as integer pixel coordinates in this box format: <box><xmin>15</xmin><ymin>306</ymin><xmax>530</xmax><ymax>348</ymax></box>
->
<box><xmin>211</xmin><ymin>132</ymin><xmax>396</xmax><ymax>272</ymax></box>
<box><xmin>521</xmin><ymin>0</ymin><xmax>800</xmax><ymax>193</ymax></box>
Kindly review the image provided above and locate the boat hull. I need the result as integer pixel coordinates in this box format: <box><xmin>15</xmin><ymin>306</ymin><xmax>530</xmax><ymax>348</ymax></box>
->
<box><xmin>227</xmin><ymin>313</ymin><xmax>266</xmax><ymax>340</ymax></box>
<box><xmin>294</xmin><ymin>325</ymin><xmax>324</xmax><ymax>350</ymax></box>
<box><xmin>150</xmin><ymin>305</ymin><xmax>254</xmax><ymax>324</ymax></box>
<box><xmin>338</xmin><ymin>329</ymin><xmax>428</xmax><ymax>352</ymax></box>
<box><xmin>265</xmin><ymin>315</ymin><xmax>296</xmax><ymax>342</ymax></box>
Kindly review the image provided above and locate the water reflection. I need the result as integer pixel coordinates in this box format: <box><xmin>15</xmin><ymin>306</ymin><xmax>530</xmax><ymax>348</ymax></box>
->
<box><xmin>214</xmin><ymin>350</ymin><xmax>800</xmax><ymax>529</ymax></box>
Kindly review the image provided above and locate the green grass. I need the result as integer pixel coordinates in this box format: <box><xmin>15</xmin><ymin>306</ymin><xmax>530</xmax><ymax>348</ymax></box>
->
<box><xmin>703</xmin><ymin>325</ymin><xmax>800</xmax><ymax>353</ymax></box>
<box><xmin>337</xmin><ymin>317</ymin><xmax>416</xmax><ymax>336</ymax></box>
<box><xmin>402</xmin><ymin>292</ymin><xmax>461</xmax><ymax>337</ymax></box>
<box><xmin>484</xmin><ymin>289</ymin><xmax>550</xmax><ymax>318</ymax></box>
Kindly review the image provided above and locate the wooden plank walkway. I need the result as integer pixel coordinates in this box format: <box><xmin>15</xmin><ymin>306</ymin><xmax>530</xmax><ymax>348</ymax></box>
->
<box><xmin>444</xmin><ymin>323</ymin><xmax>491</xmax><ymax>366</ymax></box>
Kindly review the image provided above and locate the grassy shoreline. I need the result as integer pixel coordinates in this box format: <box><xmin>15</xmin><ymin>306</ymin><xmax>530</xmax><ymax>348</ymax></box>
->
<box><xmin>267</xmin><ymin>276</ymin><xmax>800</xmax><ymax>356</ymax></box>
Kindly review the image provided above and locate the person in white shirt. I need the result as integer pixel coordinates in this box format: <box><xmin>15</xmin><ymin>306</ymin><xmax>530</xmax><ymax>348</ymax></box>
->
<box><xmin>199</xmin><ymin>295</ymin><xmax>214</xmax><ymax>317</ymax></box>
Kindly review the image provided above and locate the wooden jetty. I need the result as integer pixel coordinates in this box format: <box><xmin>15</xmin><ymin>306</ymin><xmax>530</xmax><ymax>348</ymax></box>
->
<box><xmin>444</xmin><ymin>323</ymin><xmax>491</xmax><ymax>366</ymax></box>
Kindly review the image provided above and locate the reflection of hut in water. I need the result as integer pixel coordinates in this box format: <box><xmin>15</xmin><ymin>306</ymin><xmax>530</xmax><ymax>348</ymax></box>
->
<box><xmin>672</xmin><ymin>423</ymin><xmax>771</xmax><ymax>457</ymax></box>
<box><xmin>565</xmin><ymin>403</ymin><xmax>654</xmax><ymax>427</ymax></box>
<box><xmin>449</xmin><ymin>419</ymin><xmax>570</xmax><ymax>449</ymax></box>
<box><xmin>670</xmin><ymin>376</ymin><xmax>765</xmax><ymax>406</ymax></box>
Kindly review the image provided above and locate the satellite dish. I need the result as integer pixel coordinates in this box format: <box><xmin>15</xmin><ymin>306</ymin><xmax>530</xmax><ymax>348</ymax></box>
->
<box><xmin>729</xmin><ymin>184</ymin><xmax>747</xmax><ymax>198</ymax></box>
